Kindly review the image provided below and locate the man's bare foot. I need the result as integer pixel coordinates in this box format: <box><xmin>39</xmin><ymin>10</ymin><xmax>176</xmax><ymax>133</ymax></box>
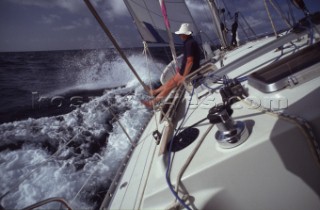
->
<box><xmin>145</xmin><ymin>86</ymin><xmax>156</xmax><ymax>96</ymax></box>
<box><xmin>141</xmin><ymin>100</ymin><xmax>154</xmax><ymax>108</ymax></box>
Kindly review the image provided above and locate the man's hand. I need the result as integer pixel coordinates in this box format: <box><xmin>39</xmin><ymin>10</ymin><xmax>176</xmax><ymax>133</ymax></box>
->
<box><xmin>175</xmin><ymin>72</ymin><xmax>185</xmax><ymax>85</ymax></box>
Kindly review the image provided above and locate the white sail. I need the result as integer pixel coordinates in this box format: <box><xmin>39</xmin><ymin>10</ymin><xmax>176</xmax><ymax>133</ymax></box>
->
<box><xmin>123</xmin><ymin>0</ymin><xmax>199</xmax><ymax>44</ymax></box>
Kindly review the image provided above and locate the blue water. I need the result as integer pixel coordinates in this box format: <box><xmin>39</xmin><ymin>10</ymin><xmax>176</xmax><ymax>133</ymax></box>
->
<box><xmin>0</xmin><ymin>48</ymin><xmax>167</xmax><ymax>209</ymax></box>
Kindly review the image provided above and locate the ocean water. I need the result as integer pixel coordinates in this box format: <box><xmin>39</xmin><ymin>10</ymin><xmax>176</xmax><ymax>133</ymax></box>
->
<box><xmin>0</xmin><ymin>48</ymin><xmax>168</xmax><ymax>209</ymax></box>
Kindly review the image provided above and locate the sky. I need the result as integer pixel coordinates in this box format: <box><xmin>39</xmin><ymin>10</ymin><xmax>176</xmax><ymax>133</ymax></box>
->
<box><xmin>0</xmin><ymin>0</ymin><xmax>319</xmax><ymax>52</ymax></box>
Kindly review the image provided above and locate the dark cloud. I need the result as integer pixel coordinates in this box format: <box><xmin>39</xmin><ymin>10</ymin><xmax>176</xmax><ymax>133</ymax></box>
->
<box><xmin>0</xmin><ymin>0</ymin><xmax>319</xmax><ymax>52</ymax></box>
<box><xmin>7</xmin><ymin>0</ymin><xmax>84</xmax><ymax>13</ymax></box>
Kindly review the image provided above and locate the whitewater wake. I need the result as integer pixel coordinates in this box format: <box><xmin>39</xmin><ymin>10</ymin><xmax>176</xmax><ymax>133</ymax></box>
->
<box><xmin>0</xmin><ymin>50</ymin><xmax>164</xmax><ymax>209</ymax></box>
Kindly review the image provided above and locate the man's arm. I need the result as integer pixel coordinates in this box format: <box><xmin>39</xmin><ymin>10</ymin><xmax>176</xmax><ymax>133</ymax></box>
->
<box><xmin>182</xmin><ymin>56</ymin><xmax>194</xmax><ymax>77</ymax></box>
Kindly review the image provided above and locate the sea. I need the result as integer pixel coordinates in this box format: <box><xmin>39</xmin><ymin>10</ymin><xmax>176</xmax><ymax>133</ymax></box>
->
<box><xmin>0</xmin><ymin>48</ymin><xmax>170</xmax><ymax>209</ymax></box>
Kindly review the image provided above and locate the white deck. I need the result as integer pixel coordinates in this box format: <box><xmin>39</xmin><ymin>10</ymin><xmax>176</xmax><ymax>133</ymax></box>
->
<box><xmin>104</xmin><ymin>32</ymin><xmax>320</xmax><ymax>210</ymax></box>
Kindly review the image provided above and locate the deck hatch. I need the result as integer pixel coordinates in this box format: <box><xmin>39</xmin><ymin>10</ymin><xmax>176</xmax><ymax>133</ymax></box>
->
<box><xmin>248</xmin><ymin>42</ymin><xmax>320</xmax><ymax>92</ymax></box>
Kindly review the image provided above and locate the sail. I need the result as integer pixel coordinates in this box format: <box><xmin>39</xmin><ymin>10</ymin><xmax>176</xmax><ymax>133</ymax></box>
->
<box><xmin>123</xmin><ymin>0</ymin><xmax>198</xmax><ymax>44</ymax></box>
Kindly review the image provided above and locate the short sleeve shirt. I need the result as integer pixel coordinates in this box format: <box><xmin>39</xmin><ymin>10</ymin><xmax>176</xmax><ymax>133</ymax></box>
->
<box><xmin>179</xmin><ymin>36</ymin><xmax>201</xmax><ymax>75</ymax></box>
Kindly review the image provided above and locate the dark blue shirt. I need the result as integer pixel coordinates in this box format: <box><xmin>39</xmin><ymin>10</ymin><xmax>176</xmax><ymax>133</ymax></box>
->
<box><xmin>179</xmin><ymin>36</ymin><xmax>201</xmax><ymax>75</ymax></box>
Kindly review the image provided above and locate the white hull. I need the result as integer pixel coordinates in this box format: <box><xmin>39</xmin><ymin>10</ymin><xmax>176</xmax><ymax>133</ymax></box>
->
<box><xmin>103</xmin><ymin>25</ymin><xmax>320</xmax><ymax>210</ymax></box>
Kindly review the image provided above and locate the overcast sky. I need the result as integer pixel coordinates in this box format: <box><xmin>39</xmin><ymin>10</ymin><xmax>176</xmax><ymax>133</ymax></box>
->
<box><xmin>0</xmin><ymin>0</ymin><xmax>319</xmax><ymax>52</ymax></box>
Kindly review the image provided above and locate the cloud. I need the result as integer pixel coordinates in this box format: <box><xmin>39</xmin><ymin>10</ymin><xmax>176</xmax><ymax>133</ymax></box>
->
<box><xmin>90</xmin><ymin>0</ymin><xmax>129</xmax><ymax>21</ymax></box>
<box><xmin>109</xmin><ymin>0</ymin><xmax>128</xmax><ymax>16</ymax></box>
<box><xmin>53</xmin><ymin>25</ymin><xmax>77</xmax><ymax>31</ymax></box>
<box><xmin>39</xmin><ymin>14</ymin><xmax>61</xmax><ymax>24</ymax></box>
<box><xmin>53</xmin><ymin>17</ymin><xmax>92</xmax><ymax>31</ymax></box>
<box><xmin>7</xmin><ymin>0</ymin><xmax>83</xmax><ymax>13</ymax></box>
<box><xmin>94</xmin><ymin>0</ymin><xmax>128</xmax><ymax>15</ymax></box>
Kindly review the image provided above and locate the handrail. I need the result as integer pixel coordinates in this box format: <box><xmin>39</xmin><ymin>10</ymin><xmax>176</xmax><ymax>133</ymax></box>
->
<box><xmin>21</xmin><ymin>197</ymin><xmax>73</xmax><ymax>210</ymax></box>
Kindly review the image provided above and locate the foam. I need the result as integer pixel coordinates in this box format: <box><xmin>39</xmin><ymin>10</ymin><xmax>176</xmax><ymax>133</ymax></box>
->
<box><xmin>0</xmin><ymin>51</ymin><xmax>163</xmax><ymax>209</ymax></box>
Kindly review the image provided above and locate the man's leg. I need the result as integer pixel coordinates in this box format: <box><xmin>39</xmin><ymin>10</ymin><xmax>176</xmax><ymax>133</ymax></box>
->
<box><xmin>142</xmin><ymin>74</ymin><xmax>179</xmax><ymax>107</ymax></box>
<box><xmin>152</xmin><ymin>79</ymin><xmax>177</xmax><ymax>104</ymax></box>
<box><xmin>147</xmin><ymin>73</ymin><xmax>179</xmax><ymax>96</ymax></box>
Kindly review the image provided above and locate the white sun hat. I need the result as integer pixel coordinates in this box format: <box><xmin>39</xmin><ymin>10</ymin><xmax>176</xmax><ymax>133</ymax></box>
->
<box><xmin>175</xmin><ymin>23</ymin><xmax>193</xmax><ymax>35</ymax></box>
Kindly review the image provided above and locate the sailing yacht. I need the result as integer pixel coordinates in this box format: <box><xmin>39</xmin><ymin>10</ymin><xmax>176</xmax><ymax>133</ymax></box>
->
<box><xmin>20</xmin><ymin>0</ymin><xmax>320</xmax><ymax>209</ymax></box>
<box><xmin>99</xmin><ymin>0</ymin><xmax>320</xmax><ymax>210</ymax></box>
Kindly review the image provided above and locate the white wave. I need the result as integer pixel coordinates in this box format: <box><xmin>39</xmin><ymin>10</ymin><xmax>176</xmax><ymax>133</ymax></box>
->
<box><xmin>0</xmin><ymin>50</ymin><xmax>161</xmax><ymax>209</ymax></box>
<box><xmin>49</xmin><ymin>50</ymin><xmax>164</xmax><ymax>97</ymax></box>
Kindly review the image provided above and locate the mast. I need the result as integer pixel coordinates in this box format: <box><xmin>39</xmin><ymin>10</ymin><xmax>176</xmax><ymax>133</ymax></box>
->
<box><xmin>83</xmin><ymin>0</ymin><xmax>148</xmax><ymax>91</ymax></box>
<box><xmin>206</xmin><ymin>0</ymin><xmax>228</xmax><ymax>49</ymax></box>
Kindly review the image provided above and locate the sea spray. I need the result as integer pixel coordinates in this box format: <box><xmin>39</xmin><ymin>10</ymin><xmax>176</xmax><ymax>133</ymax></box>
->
<box><xmin>0</xmin><ymin>49</ymin><xmax>164</xmax><ymax>209</ymax></box>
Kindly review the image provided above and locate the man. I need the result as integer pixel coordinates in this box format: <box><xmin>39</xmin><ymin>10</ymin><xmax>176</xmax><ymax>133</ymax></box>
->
<box><xmin>142</xmin><ymin>23</ymin><xmax>201</xmax><ymax>108</ymax></box>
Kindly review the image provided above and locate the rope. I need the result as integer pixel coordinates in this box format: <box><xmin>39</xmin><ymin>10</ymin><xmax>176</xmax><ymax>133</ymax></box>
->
<box><xmin>269</xmin><ymin>0</ymin><xmax>292</xmax><ymax>28</ymax></box>
<box><xmin>142</xmin><ymin>41</ymin><xmax>161</xmax><ymax>130</ymax></box>
<box><xmin>239</xmin><ymin>12</ymin><xmax>257</xmax><ymax>39</ymax></box>
<box><xmin>264</xmin><ymin>0</ymin><xmax>278</xmax><ymax>37</ymax></box>
<box><xmin>174</xmin><ymin>124</ymin><xmax>214</xmax><ymax>202</ymax></box>
<box><xmin>70</xmin><ymin>162</ymin><xmax>102</xmax><ymax>205</ymax></box>
<box><xmin>107</xmin><ymin>106</ymin><xmax>136</xmax><ymax>146</ymax></box>
<box><xmin>165</xmin><ymin>85</ymin><xmax>196</xmax><ymax>210</ymax></box>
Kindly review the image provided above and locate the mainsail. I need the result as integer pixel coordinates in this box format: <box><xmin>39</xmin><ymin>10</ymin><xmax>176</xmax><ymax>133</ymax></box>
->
<box><xmin>123</xmin><ymin>0</ymin><xmax>199</xmax><ymax>45</ymax></box>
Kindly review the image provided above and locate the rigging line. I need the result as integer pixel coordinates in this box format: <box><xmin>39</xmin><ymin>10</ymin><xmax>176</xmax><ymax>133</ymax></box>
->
<box><xmin>238</xmin><ymin>18</ymin><xmax>250</xmax><ymax>40</ymax></box>
<box><xmin>143</xmin><ymin>41</ymin><xmax>160</xmax><ymax>130</ymax></box>
<box><xmin>197</xmin><ymin>0</ymin><xmax>216</xmax><ymax>44</ymax></box>
<box><xmin>269</xmin><ymin>0</ymin><xmax>292</xmax><ymax>28</ymax></box>
<box><xmin>239</xmin><ymin>12</ymin><xmax>257</xmax><ymax>38</ymax></box>
<box><xmin>286</xmin><ymin>0</ymin><xmax>296</xmax><ymax>25</ymax></box>
<box><xmin>83</xmin><ymin>0</ymin><xmax>148</xmax><ymax>92</ymax></box>
<box><xmin>220</xmin><ymin>0</ymin><xmax>234</xmax><ymax>19</ymax></box>
<box><xmin>143</xmin><ymin>41</ymin><xmax>153</xmax><ymax>87</ymax></box>
<box><xmin>131</xmin><ymin>0</ymin><xmax>188</xmax><ymax>24</ymax></box>
<box><xmin>200</xmin><ymin>0</ymin><xmax>212</xmax><ymax>24</ymax></box>
<box><xmin>130</xmin><ymin>0</ymin><xmax>161</xmax><ymax>20</ymax></box>
<box><xmin>264</xmin><ymin>0</ymin><xmax>278</xmax><ymax>37</ymax></box>
<box><xmin>69</xmin><ymin>163</ymin><xmax>101</xmax><ymax>205</ymax></box>
<box><xmin>184</xmin><ymin>1</ymin><xmax>202</xmax><ymax>41</ymax></box>
<box><xmin>108</xmin><ymin>107</ymin><xmax>136</xmax><ymax>146</ymax></box>
<box><xmin>142</xmin><ymin>42</ymin><xmax>164</xmax><ymax>73</ymax></box>
<box><xmin>141</xmin><ymin>0</ymin><xmax>158</xmax><ymax>32</ymax></box>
